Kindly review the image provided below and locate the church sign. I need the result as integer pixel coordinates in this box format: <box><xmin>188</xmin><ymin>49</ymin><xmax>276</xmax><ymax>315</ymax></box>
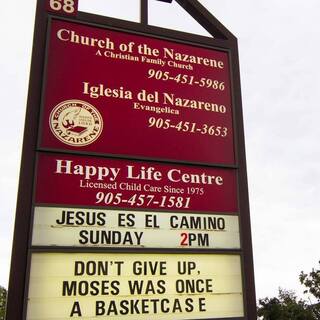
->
<box><xmin>6</xmin><ymin>1</ymin><xmax>256</xmax><ymax>319</ymax></box>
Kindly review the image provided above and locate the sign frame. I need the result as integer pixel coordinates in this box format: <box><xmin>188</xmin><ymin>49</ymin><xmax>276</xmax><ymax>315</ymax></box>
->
<box><xmin>6</xmin><ymin>1</ymin><xmax>256</xmax><ymax>319</ymax></box>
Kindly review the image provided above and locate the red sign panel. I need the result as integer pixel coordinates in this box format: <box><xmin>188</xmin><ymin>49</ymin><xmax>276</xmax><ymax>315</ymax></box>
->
<box><xmin>35</xmin><ymin>153</ymin><xmax>238</xmax><ymax>213</ymax></box>
<box><xmin>39</xmin><ymin>19</ymin><xmax>235</xmax><ymax>165</ymax></box>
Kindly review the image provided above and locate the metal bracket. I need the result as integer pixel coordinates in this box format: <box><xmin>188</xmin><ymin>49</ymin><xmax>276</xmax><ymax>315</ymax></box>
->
<box><xmin>140</xmin><ymin>0</ymin><xmax>234</xmax><ymax>40</ymax></box>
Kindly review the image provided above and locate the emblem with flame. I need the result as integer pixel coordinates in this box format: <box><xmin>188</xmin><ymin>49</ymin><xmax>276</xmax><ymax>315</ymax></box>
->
<box><xmin>49</xmin><ymin>100</ymin><xmax>103</xmax><ymax>146</ymax></box>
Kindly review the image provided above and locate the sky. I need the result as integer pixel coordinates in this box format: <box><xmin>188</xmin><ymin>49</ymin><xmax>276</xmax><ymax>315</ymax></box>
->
<box><xmin>1</xmin><ymin>0</ymin><xmax>320</xmax><ymax>304</ymax></box>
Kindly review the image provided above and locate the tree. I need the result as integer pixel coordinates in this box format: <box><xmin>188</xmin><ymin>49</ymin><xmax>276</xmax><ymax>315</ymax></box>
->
<box><xmin>0</xmin><ymin>286</ymin><xmax>7</xmax><ymax>320</ymax></box>
<box><xmin>299</xmin><ymin>261</ymin><xmax>320</xmax><ymax>318</ymax></box>
<box><xmin>257</xmin><ymin>288</ymin><xmax>315</xmax><ymax>320</ymax></box>
<box><xmin>258</xmin><ymin>261</ymin><xmax>320</xmax><ymax>320</ymax></box>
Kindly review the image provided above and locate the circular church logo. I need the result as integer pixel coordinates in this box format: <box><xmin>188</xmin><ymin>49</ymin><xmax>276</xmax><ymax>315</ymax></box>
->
<box><xmin>49</xmin><ymin>99</ymin><xmax>103</xmax><ymax>147</ymax></box>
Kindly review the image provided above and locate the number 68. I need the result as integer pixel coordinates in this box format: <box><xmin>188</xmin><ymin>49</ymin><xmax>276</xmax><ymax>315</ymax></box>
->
<box><xmin>49</xmin><ymin>0</ymin><xmax>75</xmax><ymax>14</ymax></box>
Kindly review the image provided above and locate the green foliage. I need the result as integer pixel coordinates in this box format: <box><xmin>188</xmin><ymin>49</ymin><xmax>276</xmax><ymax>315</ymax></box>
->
<box><xmin>0</xmin><ymin>286</ymin><xmax>7</xmax><ymax>320</ymax></box>
<box><xmin>300</xmin><ymin>261</ymin><xmax>320</xmax><ymax>318</ymax></box>
<box><xmin>258</xmin><ymin>261</ymin><xmax>320</xmax><ymax>319</ymax></box>
<box><xmin>300</xmin><ymin>261</ymin><xmax>320</xmax><ymax>300</ymax></box>
<box><xmin>257</xmin><ymin>288</ymin><xmax>315</xmax><ymax>320</ymax></box>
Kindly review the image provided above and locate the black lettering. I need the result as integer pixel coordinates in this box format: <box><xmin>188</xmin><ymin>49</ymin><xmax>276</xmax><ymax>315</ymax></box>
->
<box><xmin>118</xmin><ymin>213</ymin><xmax>126</xmax><ymax>226</ymax></box>
<box><xmin>157</xmin><ymin>280</ymin><xmax>166</xmax><ymax>294</ymax></box>
<box><xmin>141</xmin><ymin>298</ymin><xmax>149</xmax><ymax>314</ymax></box>
<box><xmin>133</xmin><ymin>261</ymin><xmax>167</xmax><ymax>275</ymax></box>
<box><xmin>74</xmin><ymin>261</ymin><xmax>109</xmax><ymax>276</ymax></box>
<box><xmin>127</xmin><ymin>213</ymin><xmax>135</xmax><ymax>227</ymax></box>
<box><xmin>70</xmin><ymin>301</ymin><xmax>82</xmax><ymax>317</ymax></box>
<box><xmin>114</xmin><ymin>261</ymin><xmax>124</xmax><ymax>275</ymax></box>
<box><xmin>75</xmin><ymin>211</ymin><xmax>85</xmax><ymax>225</ymax></box>
<box><xmin>128</xmin><ymin>280</ymin><xmax>166</xmax><ymax>295</ymax></box>
<box><xmin>131</xmin><ymin>299</ymin><xmax>140</xmax><ymax>314</ymax></box>
<box><xmin>145</xmin><ymin>281</ymin><xmax>156</xmax><ymax>294</ymax></box>
<box><xmin>178</xmin><ymin>261</ymin><xmax>194</xmax><ymax>274</ymax></box>
<box><xmin>74</xmin><ymin>261</ymin><xmax>85</xmax><ymax>275</ymax></box>
<box><xmin>56</xmin><ymin>210</ymin><xmax>67</xmax><ymax>224</ymax></box>
<box><xmin>150</xmin><ymin>298</ymin><xmax>159</xmax><ymax>313</ymax></box>
<box><xmin>62</xmin><ymin>281</ymin><xmax>76</xmax><ymax>296</ymax></box>
<box><xmin>170</xmin><ymin>215</ymin><xmax>178</xmax><ymax>228</ymax></box>
<box><xmin>110</xmin><ymin>280</ymin><xmax>120</xmax><ymax>295</ymax></box>
<box><xmin>63</xmin><ymin>280</ymin><xmax>120</xmax><ymax>296</ymax></box>
<box><xmin>172</xmin><ymin>298</ymin><xmax>182</xmax><ymax>313</ymax></box>
<box><xmin>175</xmin><ymin>279</ymin><xmax>214</xmax><ymax>294</ymax></box>
<box><xmin>66</xmin><ymin>211</ymin><xmax>75</xmax><ymax>224</ymax></box>
<box><xmin>96</xmin><ymin>301</ymin><xmax>105</xmax><ymax>315</ymax></box>
<box><xmin>161</xmin><ymin>298</ymin><xmax>170</xmax><ymax>313</ymax></box>
<box><xmin>128</xmin><ymin>280</ymin><xmax>144</xmax><ymax>294</ymax></box>
<box><xmin>145</xmin><ymin>214</ymin><xmax>153</xmax><ymax>227</ymax></box>
<box><xmin>185</xmin><ymin>298</ymin><xmax>194</xmax><ymax>312</ymax></box>
<box><xmin>97</xmin><ymin>212</ymin><xmax>107</xmax><ymax>226</ymax></box>
<box><xmin>78</xmin><ymin>230</ymin><xmax>88</xmax><ymax>244</ymax></box>
<box><xmin>78</xmin><ymin>281</ymin><xmax>89</xmax><ymax>296</ymax></box>
<box><xmin>119</xmin><ymin>300</ymin><xmax>130</xmax><ymax>315</ymax></box>
<box><xmin>100</xmin><ymin>280</ymin><xmax>109</xmax><ymax>295</ymax></box>
<box><xmin>107</xmin><ymin>300</ymin><xmax>118</xmax><ymax>315</ymax></box>
<box><xmin>88</xmin><ymin>281</ymin><xmax>99</xmax><ymax>296</ymax></box>
<box><xmin>199</xmin><ymin>297</ymin><xmax>206</xmax><ymax>312</ymax></box>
